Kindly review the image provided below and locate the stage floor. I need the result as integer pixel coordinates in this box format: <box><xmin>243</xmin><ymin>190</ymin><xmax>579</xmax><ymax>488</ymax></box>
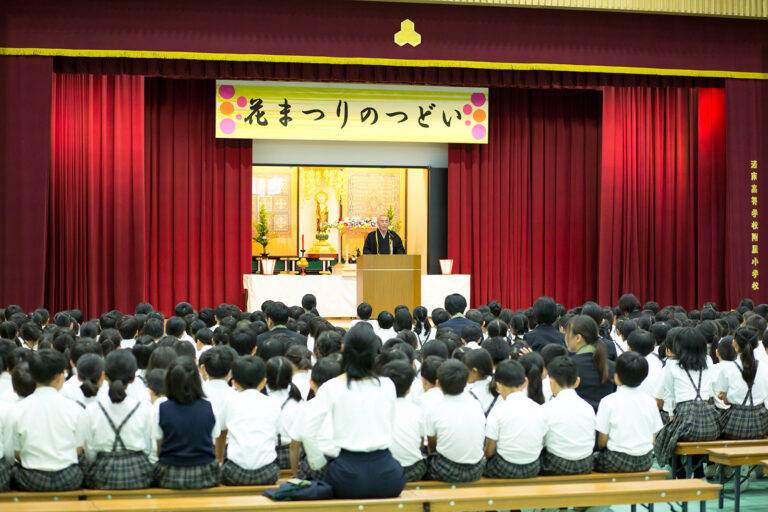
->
<box><xmin>243</xmin><ymin>274</ymin><xmax>471</xmax><ymax>317</ymax></box>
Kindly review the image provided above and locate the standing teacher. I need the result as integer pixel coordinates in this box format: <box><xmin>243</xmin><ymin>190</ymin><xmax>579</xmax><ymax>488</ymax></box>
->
<box><xmin>362</xmin><ymin>214</ymin><xmax>406</xmax><ymax>255</ymax></box>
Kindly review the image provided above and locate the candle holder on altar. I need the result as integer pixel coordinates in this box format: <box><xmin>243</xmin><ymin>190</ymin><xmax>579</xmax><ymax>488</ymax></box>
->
<box><xmin>306</xmin><ymin>232</ymin><xmax>338</xmax><ymax>259</ymax></box>
<box><xmin>297</xmin><ymin>250</ymin><xmax>309</xmax><ymax>276</ymax></box>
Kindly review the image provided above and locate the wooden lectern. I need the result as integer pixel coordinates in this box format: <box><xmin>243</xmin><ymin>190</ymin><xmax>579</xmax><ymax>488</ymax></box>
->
<box><xmin>356</xmin><ymin>255</ymin><xmax>421</xmax><ymax>317</ymax></box>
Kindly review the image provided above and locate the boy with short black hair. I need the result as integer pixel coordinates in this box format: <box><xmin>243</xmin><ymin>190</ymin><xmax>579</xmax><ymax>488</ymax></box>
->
<box><xmin>540</xmin><ymin>356</ymin><xmax>596</xmax><ymax>475</ymax></box>
<box><xmin>380</xmin><ymin>360</ymin><xmax>426</xmax><ymax>482</ymax></box>
<box><xmin>425</xmin><ymin>360</ymin><xmax>485</xmax><ymax>482</ymax></box>
<box><xmin>417</xmin><ymin>356</ymin><xmax>444</xmax><ymax>413</ymax></box>
<box><xmin>9</xmin><ymin>349</ymin><xmax>86</xmax><ymax>491</ymax></box>
<box><xmin>594</xmin><ymin>352</ymin><xmax>662</xmax><ymax>473</ymax></box>
<box><xmin>199</xmin><ymin>346</ymin><xmax>236</xmax><ymax>411</ymax></box>
<box><xmin>460</xmin><ymin>324</ymin><xmax>483</xmax><ymax>349</ymax></box>
<box><xmin>350</xmin><ymin>302</ymin><xmax>374</xmax><ymax>329</ymax></box>
<box><xmin>376</xmin><ymin>311</ymin><xmax>396</xmax><ymax>341</ymax></box>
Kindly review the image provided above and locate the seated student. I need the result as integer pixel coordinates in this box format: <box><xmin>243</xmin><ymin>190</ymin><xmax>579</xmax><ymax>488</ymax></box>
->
<box><xmin>264</xmin><ymin>356</ymin><xmax>302</xmax><ymax>470</ymax></box>
<box><xmin>594</xmin><ymin>352</ymin><xmax>662</xmax><ymax>473</ymax></box>
<box><xmin>287</xmin><ymin>358</ymin><xmax>342</xmax><ymax>480</ymax></box>
<box><xmin>256</xmin><ymin>302</ymin><xmax>307</xmax><ymax>349</ymax></box>
<box><xmin>463</xmin><ymin>349</ymin><xmax>498</xmax><ymax>415</ymax></box>
<box><xmin>146</xmin><ymin>369</ymin><xmax>167</xmax><ymax>465</ymax></box>
<box><xmin>82</xmin><ymin>350</ymin><xmax>154</xmax><ymax>489</ymax></box>
<box><xmin>350</xmin><ymin>303</ymin><xmax>375</xmax><ymax>330</ymax></box>
<box><xmin>461</xmin><ymin>324</ymin><xmax>483</xmax><ymax>350</ymax></box>
<box><xmin>426</xmin><ymin>360</ymin><xmax>485</xmax><ymax>482</ymax></box>
<box><xmin>480</xmin><ymin>337</ymin><xmax>511</xmax><ymax>368</ymax></box>
<box><xmin>117</xmin><ymin>316</ymin><xmax>140</xmax><ymax>350</ymax></box>
<box><xmin>380</xmin><ymin>360</ymin><xmax>427</xmax><ymax>482</ymax></box>
<box><xmin>153</xmin><ymin>357</ymin><xmax>220</xmax><ymax>489</ymax></box>
<box><xmin>437</xmin><ymin>294</ymin><xmax>480</xmax><ymax>338</ymax></box>
<box><xmin>540</xmin><ymin>356</ymin><xmax>596</xmax><ymax>475</ymax></box>
<box><xmin>195</xmin><ymin>328</ymin><xmax>214</xmax><ymax>358</ymax></box>
<box><xmin>715</xmin><ymin>327</ymin><xmax>768</xmax><ymax>439</ymax></box>
<box><xmin>199</xmin><ymin>346</ymin><xmax>236</xmax><ymax>413</ymax></box>
<box><xmin>393</xmin><ymin>308</ymin><xmax>413</xmax><ymax>335</ymax></box>
<box><xmin>484</xmin><ymin>360</ymin><xmax>545</xmax><ymax>479</ymax></box>
<box><xmin>654</xmin><ymin>328</ymin><xmax>720</xmax><ymax>475</ymax></box>
<box><xmin>63</xmin><ymin>353</ymin><xmax>105</xmax><ymax>409</ymax></box>
<box><xmin>540</xmin><ymin>344</ymin><xmax>568</xmax><ymax>402</ymax></box>
<box><xmin>565</xmin><ymin>315</ymin><xmax>616</xmax><ymax>412</ymax></box>
<box><xmin>302</xmin><ymin>324</ymin><xmax>406</xmax><ymax>499</ymax></box>
<box><xmin>417</xmin><ymin>355</ymin><xmax>445</xmax><ymax>413</ymax></box>
<box><xmin>524</xmin><ymin>297</ymin><xmax>566</xmax><ymax>352</ymax></box>
<box><xmin>216</xmin><ymin>356</ymin><xmax>281</xmax><ymax>485</ymax></box>
<box><xmin>9</xmin><ymin>349</ymin><xmax>86</xmax><ymax>491</ymax></box>
<box><xmin>413</xmin><ymin>306</ymin><xmax>433</xmax><ymax>347</ymax></box>
<box><xmin>626</xmin><ymin>330</ymin><xmax>664</xmax><ymax>402</ymax></box>
<box><xmin>519</xmin><ymin>352</ymin><xmax>546</xmax><ymax>404</ymax></box>
<box><xmin>376</xmin><ymin>311</ymin><xmax>397</xmax><ymax>341</ymax></box>
<box><xmin>285</xmin><ymin>345</ymin><xmax>313</xmax><ymax>400</ymax></box>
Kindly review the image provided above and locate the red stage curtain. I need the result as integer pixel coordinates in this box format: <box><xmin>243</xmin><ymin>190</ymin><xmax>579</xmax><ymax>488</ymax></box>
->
<box><xmin>144</xmin><ymin>79</ymin><xmax>252</xmax><ymax>315</ymax></box>
<box><xmin>447</xmin><ymin>88</ymin><xmax>602</xmax><ymax>309</ymax></box>
<box><xmin>725</xmin><ymin>79</ymin><xmax>768</xmax><ymax>306</ymax></box>
<box><xmin>0</xmin><ymin>56</ymin><xmax>52</xmax><ymax>311</ymax></box>
<box><xmin>598</xmin><ymin>87</ymin><xmax>727</xmax><ymax>310</ymax></box>
<box><xmin>47</xmin><ymin>74</ymin><xmax>146</xmax><ymax>317</ymax></box>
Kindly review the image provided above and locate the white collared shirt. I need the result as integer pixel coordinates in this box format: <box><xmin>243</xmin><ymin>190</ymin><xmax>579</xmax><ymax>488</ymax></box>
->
<box><xmin>120</xmin><ymin>338</ymin><xmax>136</xmax><ymax>350</ymax></box>
<box><xmin>639</xmin><ymin>354</ymin><xmax>664</xmax><ymax>400</ymax></box>
<box><xmin>286</xmin><ymin>399</ymin><xmax>339</xmax><ymax>459</ymax></box>
<box><xmin>149</xmin><ymin>396</ymin><xmax>167</xmax><ymax>463</ymax></box>
<box><xmin>659</xmin><ymin>361</ymin><xmax>713</xmax><ymax>411</ymax></box>
<box><xmin>202</xmin><ymin>379</ymin><xmax>236</xmax><ymax>415</ymax></box>
<box><xmin>61</xmin><ymin>374</ymin><xmax>103</xmax><ymax>409</ymax></box>
<box><xmin>486</xmin><ymin>391</ymin><xmax>545</xmax><ymax>464</ymax></box>
<box><xmin>0</xmin><ymin>396</ymin><xmax>14</xmax><ymax>461</ymax></box>
<box><xmin>541</xmin><ymin>388</ymin><xmax>596</xmax><ymax>460</ymax></box>
<box><xmin>406</xmin><ymin>373</ymin><xmax>424</xmax><ymax>404</ymax></box>
<box><xmin>417</xmin><ymin>385</ymin><xmax>443</xmax><ymax>415</ymax></box>
<box><xmin>82</xmin><ymin>396</ymin><xmax>153</xmax><ymax>460</ymax></box>
<box><xmin>375</xmin><ymin>327</ymin><xmax>397</xmax><ymax>341</ymax></box>
<box><xmin>425</xmin><ymin>392</ymin><xmax>485</xmax><ymax>464</ymax></box>
<box><xmin>303</xmin><ymin>376</ymin><xmax>397</xmax><ymax>470</ymax></box>
<box><xmin>10</xmin><ymin>386</ymin><xmax>86</xmax><ymax>471</ymax></box>
<box><xmin>292</xmin><ymin>372</ymin><xmax>311</xmax><ymax>401</ymax></box>
<box><xmin>390</xmin><ymin>397</ymin><xmax>425</xmax><ymax>467</ymax></box>
<box><xmin>218</xmin><ymin>388</ymin><xmax>280</xmax><ymax>470</ymax></box>
<box><xmin>265</xmin><ymin>387</ymin><xmax>302</xmax><ymax>446</ymax></box>
<box><xmin>466</xmin><ymin>377</ymin><xmax>496</xmax><ymax>414</ymax></box>
<box><xmin>596</xmin><ymin>386</ymin><xmax>663</xmax><ymax>456</ymax></box>
<box><xmin>542</xmin><ymin>377</ymin><xmax>553</xmax><ymax>401</ymax></box>
<box><xmin>0</xmin><ymin>373</ymin><xmax>15</xmax><ymax>402</ymax></box>
<box><xmin>715</xmin><ymin>360</ymin><xmax>768</xmax><ymax>406</ymax></box>
<box><xmin>97</xmin><ymin>377</ymin><xmax>150</xmax><ymax>405</ymax></box>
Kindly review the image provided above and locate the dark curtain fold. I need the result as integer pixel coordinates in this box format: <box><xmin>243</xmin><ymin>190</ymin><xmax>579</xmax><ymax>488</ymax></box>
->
<box><xmin>597</xmin><ymin>87</ymin><xmax>727</xmax><ymax>309</ymax></box>
<box><xmin>144</xmin><ymin>79</ymin><xmax>252</xmax><ymax>316</ymax></box>
<box><xmin>47</xmin><ymin>74</ymin><xmax>146</xmax><ymax>317</ymax></box>
<box><xmin>0</xmin><ymin>56</ymin><xmax>52</xmax><ymax>311</ymax></box>
<box><xmin>447</xmin><ymin>88</ymin><xmax>602</xmax><ymax>309</ymax></box>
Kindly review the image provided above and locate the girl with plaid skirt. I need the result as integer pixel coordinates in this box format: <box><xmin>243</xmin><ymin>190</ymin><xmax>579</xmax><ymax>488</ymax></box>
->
<box><xmin>484</xmin><ymin>360</ymin><xmax>545</xmax><ymax>479</ymax></box>
<box><xmin>715</xmin><ymin>327</ymin><xmax>768</xmax><ymax>440</ymax></box>
<box><xmin>302</xmin><ymin>324</ymin><xmax>406</xmax><ymax>498</ymax></box>
<box><xmin>264</xmin><ymin>356</ymin><xmax>302</xmax><ymax>469</ymax></box>
<box><xmin>287</xmin><ymin>357</ymin><xmax>342</xmax><ymax>481</ymax></box>
<box><xmin>654</xmin><ymin>328</ymin><xmax>721</xmax><ymax>475</ymax></box>
<box><xmin>82</xmin><ymin>350</ymin><xmax>154</xmax><ymax>489</ymax></box>
<box><xmin>153</xmin><ymin>357</ymin><xmax>220</xmax><ymax>489</ymax></box>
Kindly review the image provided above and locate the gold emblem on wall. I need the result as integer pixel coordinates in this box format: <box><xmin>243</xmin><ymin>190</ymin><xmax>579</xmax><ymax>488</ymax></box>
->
<box><xmin>395</xmin><ymin>19</ymin><xmax>421</xmax><ymax>47</ymax></box>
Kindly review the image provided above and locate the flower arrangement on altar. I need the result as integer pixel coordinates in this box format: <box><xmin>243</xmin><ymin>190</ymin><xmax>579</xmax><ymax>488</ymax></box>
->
<box><xmin>323</xmin><ymin>216</ymin><xmax>377</xmax><ymax>232</ymax></box>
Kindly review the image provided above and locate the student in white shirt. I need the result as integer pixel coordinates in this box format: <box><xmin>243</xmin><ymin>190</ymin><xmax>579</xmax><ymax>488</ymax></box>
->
<box><xmin>9</xmin><ymin>349</ymin><xmax>86</xmax><ymax>491</ymax></box>
<box><xmin>540</xmin><ymin>344</ymin><xmax>568</xmax><ymax>402</ymax></box>
<box><xmin>287</xmin><ymin>358</ymin><xmax>342</xmax><ymax>480</ymax></box>
<box><xmin>376</xmin><ymin>311</ymin><xmax>397</xmax><ymax>342</ymax></box>
<box><xmin>62</xmin><ymin>353</ymin><xmax>104</xmax><ymax>409</ymax></box>
<box><xmin>654</xmin><ymin>327</ymin><xmax>720</xmax><ymax>475</ymax></box>
<box><xmin>117</xmin><ymin>316</ymin><xmax>140</xmax><ymax>350</ymax></box>
<box><xmin>216</xmin><ymin>355</ymin><xmax>281</xmax><ymax>485</ymax></box>
<box><xmin>715</xmin><ymin>327</ymin><xmax>768</xmax><ymax>439</ymax></box>
<box><xmin>626</xmin><ymin>330</ymin><xmax>665</xmax><ymax>404</ymax></box>
<box><xmin>199</xmin><ymin>346</ymin><xmax>236</xmax><ymax>414</ymax></box>
<box><xmin>519</xmin><ymin>351</ymin><xmax>546</xmax><ymax>405</ymax></box>
<box><xmin>302</xmin><ymin>324</ymin><xmax>406</xmax><ymax>499</ymax></box>
<box><xmin>194</xmin><ymin>328</ymin><xmax>214</xmax><ymax>359</ymax></box>
<box><xmin>0</xmin><ymin>339</ymin><xmax>17</xmax><ymax>402</ymax></box>
<box><xmin>82</xmin><ymin>350</ymin><xmax>154</xmax><ymax>489</ymax></box>
<box><xmin>595</xmin><ymin>352</ymin><xmax>663</xmax><ymax>472</ymax></box>
<box><xmin>413</xmin><ymin>306</ymin><xmax>433</xmax><ymax>347</ymax></box>
<box><xmin>540</xmin><ymin>356</ymin><xmax>596</xmax><ymax>475</ymax></box>
<box><xmin>426</xmin><ymin>359</ymin><xmax>486</xmax><ymax>482</ymax></box>
<box><xmin>264</xmin><ymin>356</ymin><xmax>302</xmax><ymax>469</ymax></box>
<box><xmin>349</xmin><ymin>302</ymin><xmax>376</xmax><ymax>330</ymax></box>
<box><xmin>285</xmin><ymin>345</ymin><xmax>312</xmax><ymax>400</ymax></box>
<box><xmin>417</xmin><ymin>356</ymin><xmax>444</xmax><ymax>414</ymax></box>
<box><xmin>463</xmin><ymin>349</ymin><xmax>499</xmax><ymax>415</ymax></box>
<box><xmin>380</xmin><ymin>360</ymin><xmax>427</xmax><ymax>482</ymax></box>
<box><xmin>710</xmin><ymin>337</ymin><xmax>737</xmax><ymax>412</ymax></box>
<box><xmin>60</xmin><ymin>339</ymin><xmax>101</xmax><ymax>402</ymax></box>
<box><xmin>484</xmin><ymin>360</ymin><xmax>545</xmax><ymax>478</ymax></box>
<box><xmin>145</xmin><ymin>368</ymin><xmax>167</xmax><ymax>464</ymax></box>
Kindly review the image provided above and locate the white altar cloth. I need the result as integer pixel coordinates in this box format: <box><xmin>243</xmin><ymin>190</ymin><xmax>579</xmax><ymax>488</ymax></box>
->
<box><xmin>243</xmin><ymin>274</ymin><xmax>471</xmax><ymax>317</ymax></box>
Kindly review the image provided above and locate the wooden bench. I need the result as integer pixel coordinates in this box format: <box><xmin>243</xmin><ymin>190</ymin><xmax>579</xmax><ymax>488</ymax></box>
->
<box><xmin>706</xmin><ymin>445</ymin><xmax>768</xmax><ymax>512</ymax></box>
<box><xmin>0</xmin><ymin>468</ymin><xmax>668</xmax><ymax>502</ymax></box>
<box><xmin>672</xmin><ymin>439</ymin><xmax>768</xmax><ymax>478</ymax></box>
<box><xmin>0</xmin><ymin>479</ymin><xmax>722</xmax><ymax>512</ymax></box>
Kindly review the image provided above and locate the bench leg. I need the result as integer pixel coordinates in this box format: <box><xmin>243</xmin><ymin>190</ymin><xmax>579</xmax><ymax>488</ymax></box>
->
<box><xmin>734</xmin><ymin>465</ymin><xmax>741</xmax><ymax>512</ymax></box>
<box><xmin>649</xmin><ymin>503</ymin><xmax>654</xmax><ymax>512</ymax></box>
<box><xmin>682</xmin><ymin>501</ymin><xmax>688</xmax><ymax>512</ymax></box>
<box><xmin>631</xmin><ymin>505</ymin><xmax>637</xmax><ymax>512</ymax></box>
<box><xmin>672</xmin><ymin>456</ymin><xmax>679</xmax><ymax>479</ymax></box>
<box><xmin>718</xmin><ymin>463</ymin><xmax>724</xmax><ymax>509</ymax></box>
<box><xmin>686</xmin><ymin>457</ymin><xmax>693</xmax><ymax>479</ymax></box>
<box><xmin>701</xmin><ymin>499</ymin><xmax>706</xmax><ymax>512</ymax></box>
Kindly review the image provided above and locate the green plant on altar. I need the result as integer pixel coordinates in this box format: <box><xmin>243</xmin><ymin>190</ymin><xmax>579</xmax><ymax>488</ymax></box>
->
<box><xmin>386</xmin><ymin>205</ymin><xmax>402</xmax><ymax>234</ymax></box>
<box><xmin>252</xmin><ymin>204</ymin><xmax>274</xmax><ymax>255</ymax></box>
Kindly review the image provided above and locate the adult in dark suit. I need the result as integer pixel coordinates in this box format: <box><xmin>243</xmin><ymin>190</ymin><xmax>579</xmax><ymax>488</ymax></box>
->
<box><xmin>362</xmin><ymin>214</ymin><xmax>405</xmax><ymax>255</ymax></box>
<box><xmin>524</xmin><ymin>296</ymin><xmax>566</xmax><ymax>352</ymax></box>
<box><xmin>437</xmin><ymin>293</ymin><xmax>480</xmax><ymax>337</ymax></box>
<box><xmin>256</xmin><ymin>301</ymin><xmax>307</xmax><ymax>350</ymax></box>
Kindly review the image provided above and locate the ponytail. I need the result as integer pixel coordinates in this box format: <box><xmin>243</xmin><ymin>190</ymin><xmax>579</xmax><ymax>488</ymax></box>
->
<box><xmin>75</xmin><ymin>353</ymin><xmax>104</xmax><ymax>399</ymax></box>
<box><xmin>108</xmin><ymin>379</ymin><xmax>127</xmax><ymax>403</ymax></box>
<box><xmin>734</xmin><ymin>327</ymin><xmax>759</xmax><ymax>388</ymax></box>
<box><xmin>80</xmin><ymin>379</ymin><xmax>100</xmax><ymax>398</ymax></box>
<box><xmin>519</xmin><ymin>352</ymin><xmax>545</xmax><ymax>405</ymax></box>
<box><xmin>568</xmin><ymin>315</ymin><xmax>611</xmax><ymax>384</ymax></box>
<box><xmin>287</xmin><ymin>382</ymin><xmax>302</xmax><ymax>402</ymax></box>
<box><xmin>413</xmin><ymin>306</ymin><xmax>431</xmax><ymax>338</ymax></box>
<box><xmin>104</xmin><ymin>349</ymin><xmax>138</xmax><ymax>404</ymax></box>
<box><xmin>593</xmin><ymin>340</ymin><xmax>611</xmax><ymax>384</ymax></box>
<box><xmin>266</xmin><ymin>356</ymin><xmax>301</xmax><ymax>401</ymax></box>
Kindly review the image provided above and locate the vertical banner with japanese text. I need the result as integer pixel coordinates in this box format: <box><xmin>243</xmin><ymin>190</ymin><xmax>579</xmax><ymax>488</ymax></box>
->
<box><xmin>215</xmin><ymin>81</ymin><xmax>489</xmax><ymax>144</ymax></box>
<box><xmin>751</xmin><ymin>159</ymin><xmax>760</xmax><ymax>294</ymax></box>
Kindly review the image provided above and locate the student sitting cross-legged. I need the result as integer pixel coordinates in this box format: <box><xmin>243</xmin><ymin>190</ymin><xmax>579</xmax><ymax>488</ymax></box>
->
<box><xmin>217</xmin><ymin>355</ymin><xmax>281</xmax><ymax>486</ymax></box>
<box><xmin>540</xmin><ymin>356</ymin><xmax>596</xmax><ymax>475</ymax></box>
<box><xmin>9</xmin><ymin>349</ymin><xmax>87</xmax><ymax>491</ymax></box>
<box><xmin>426</xmin><ymin>359</ymin><xmax>485</xmax><ymax>482</ymax></box>
<box><xmin>484</xmin><ymin>360</ymin><xmax>545</xmax><ymax>479</ymax></box>
<box><xmin>594</xmin><ymin>352</ymin><xmax>662</xmax><ymax>473</ymax></box>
